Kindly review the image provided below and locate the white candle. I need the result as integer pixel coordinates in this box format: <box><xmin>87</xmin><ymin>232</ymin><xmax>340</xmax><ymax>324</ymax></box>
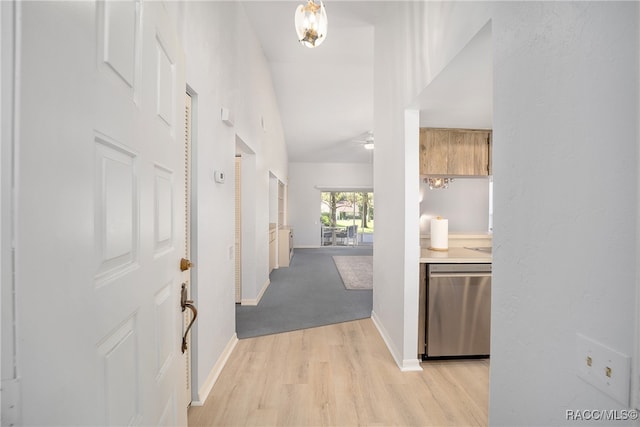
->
<box><xmin>430</xmin><ymin>217</ymin><xmax>448</xmax><ymax>251</ymax></box>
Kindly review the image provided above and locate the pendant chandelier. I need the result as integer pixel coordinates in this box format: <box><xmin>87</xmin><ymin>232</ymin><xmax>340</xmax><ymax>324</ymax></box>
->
<box><xmin>425</xmin><ymin>177</ymin><xmax>453</xmax><ymax>190</ymax></box>
<box><xmin>294</xmin><ymin>0</ymin><xmax>328</xmax><ymax>48</ymax></box>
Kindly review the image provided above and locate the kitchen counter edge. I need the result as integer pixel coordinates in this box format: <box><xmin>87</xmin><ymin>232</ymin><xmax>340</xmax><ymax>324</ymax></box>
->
<box><xmin>420</xmin><ymin>247</ymin><xmax>492</xmax><ymax>263</ymax></box>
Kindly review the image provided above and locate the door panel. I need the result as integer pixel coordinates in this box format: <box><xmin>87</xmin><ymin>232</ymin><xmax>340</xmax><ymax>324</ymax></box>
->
<box><xmin>94</xmin><ymin>133</ymin><xmax>138</xmax><ymax>286</ymax></box>
<box><xmin>16</xmin><ymin>1</ymin><xmax>187</xmax><ymax>424</ymax></box>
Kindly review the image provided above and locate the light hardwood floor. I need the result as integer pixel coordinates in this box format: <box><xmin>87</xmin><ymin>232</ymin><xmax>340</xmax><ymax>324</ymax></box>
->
<box><xmin>188</xmin><ymin>318</ymin><xmax>489</xmax><ymax>426</ymax></box>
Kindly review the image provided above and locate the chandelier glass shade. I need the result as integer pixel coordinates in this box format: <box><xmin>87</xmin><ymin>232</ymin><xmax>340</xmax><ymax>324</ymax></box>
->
<box><xmin>425</xmin><ymin>177</ymin><xmax>453</xmax><ymax>190</ymax></box>
<box><xmin>294</xmin><ymin>0</ymin><xmax>328</xmax><ymax>48</ymax></box>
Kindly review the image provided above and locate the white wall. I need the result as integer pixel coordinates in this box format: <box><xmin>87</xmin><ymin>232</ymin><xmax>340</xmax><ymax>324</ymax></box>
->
<box><xmin>419</xmin><ymin>177</ymin><xmax>490</xmax><ymax>234</ymax></box>
<box><xmin>490</xmin><ymin>2</ymin><xmax>638</xmax><ymax>424</ymax></box>
<box><xmin>288</xmin><ymin>162</ymin><xmax>373</xmax><ymax>247</ymax></box>
<box><xmin>373</xmin><ymin>1</ymin><xmax>639</xmax><ymax>424</ymax></box>
<box><xmin>1</xmin><ymin>0</ymin><xmax>15</xmax><ymax>387</ymax></box>
<box><xmin>172</xmin><ymin>1</ymin><xmax>288</xmax><ymax>403</ymax></box>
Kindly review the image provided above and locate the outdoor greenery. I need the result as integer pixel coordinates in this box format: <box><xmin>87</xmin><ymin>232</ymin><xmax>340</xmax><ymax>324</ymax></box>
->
<box><xmin>320</xmin><ymin>191</ymin><xmax>374</xmax><ymax>232</ymax></box>
<box><xmin>320</xmin><ymin>212</ymin><xmax>332</xmax><ymax>226</ymax></box>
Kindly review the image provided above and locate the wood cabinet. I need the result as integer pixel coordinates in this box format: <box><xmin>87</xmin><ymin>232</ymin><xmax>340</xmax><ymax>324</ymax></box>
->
<box><xmin>269</xmin><ymin>226</ymin><xmax>277</xmax><ymax>273</ymax></box>
<box><xmin>420</xmin><ymin>128</ymin><xmax>492</xmax><ymax>176</ymax></box>
<box><xmin>278</xmin><ymin>228</ymin><xmax>293</xmax><ymax>267</ymax></box>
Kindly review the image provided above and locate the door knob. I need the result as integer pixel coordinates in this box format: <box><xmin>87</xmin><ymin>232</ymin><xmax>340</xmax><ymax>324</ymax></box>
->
<box><xmin>180</xmin><ymin>258</ymin><xmax>193</xmax><ymax>271</ymax></box>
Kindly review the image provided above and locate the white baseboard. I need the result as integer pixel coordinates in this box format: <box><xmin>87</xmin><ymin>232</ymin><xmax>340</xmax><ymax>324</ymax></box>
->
<box><xmin>191</xmin><ymin>333</ymin><xmax>239</xmax><ymax>406</ymax></box>
<box><xmin>401</xmin><ymin>358</ymin><xmax>423</xmax><ymax>372</ymax></box>
<box><xmin>241</xmin><ymin>279</ymin><xmax>270</xmax><ymax>306</ymax></box>
<box><xmin>371</xmin><ymin>311</ymin><xmax>401</xmax><ymax>367</ymax></box>
<box><xmin>371</xmin><ymin>310</ymin><xmax>423</xmax><ymax>372</ymax></box>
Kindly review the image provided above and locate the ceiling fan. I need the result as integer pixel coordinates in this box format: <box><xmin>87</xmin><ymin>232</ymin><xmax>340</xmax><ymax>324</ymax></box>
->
<box><xmin>352</xmin><ymin>131</ymin><xmax>374</xmax><ymax>150</ymax></box>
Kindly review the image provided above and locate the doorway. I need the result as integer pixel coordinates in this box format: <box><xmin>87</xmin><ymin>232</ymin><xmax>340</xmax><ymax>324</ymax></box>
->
<box><xmin>234</xmin><ymin>156</ymin><xmax>242</xmax><ymax>303</ymax></box>
<box><xmin>234</xmin><ymin>137</ymin><xmax>257</xmax><ymax>305</ymax></box>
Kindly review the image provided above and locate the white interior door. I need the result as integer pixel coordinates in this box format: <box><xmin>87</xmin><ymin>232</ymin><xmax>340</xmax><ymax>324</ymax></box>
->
<box><xmin>15</xmin><ymin>1</ymin><xmax>187</xmax><ymax>424</ymax></box>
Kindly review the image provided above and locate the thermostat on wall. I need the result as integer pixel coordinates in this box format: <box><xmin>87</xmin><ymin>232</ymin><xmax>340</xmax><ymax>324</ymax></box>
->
<box><xmin>214</xmin><ymin>170</ymin><xmax>225</xmax><ymax>183</ymax></box>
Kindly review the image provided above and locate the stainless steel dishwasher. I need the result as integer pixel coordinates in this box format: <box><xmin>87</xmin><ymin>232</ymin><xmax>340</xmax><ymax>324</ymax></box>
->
<box><xmin>424</xmin><ymin>263</ymin><xmax>491</xmax><ymax>358</ymax></box>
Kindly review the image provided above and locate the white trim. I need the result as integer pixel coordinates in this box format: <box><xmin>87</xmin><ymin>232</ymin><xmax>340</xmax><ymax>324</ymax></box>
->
<box><xmin>401</xmin><ymin>358</ymin><xmax>423</xmax><ymax>372</ymax></box>
<box><xmin>371</xmin><ymin>311</ymin><xmax>398</xmax><ymax>364</ymax></box>
<box><xmin>191</xmin><ymin>332</ymin><xmax>238</xmax><ymax>407</ymax></box>
<box><xmin>241</xmin><ymin>279</ymin><xmax>270</xmax><ymax>306</ymax></box>
<box><xmin>371</xmin><ymin>312</ymin><xmax>423</xmax><ymax>372</ymax></box>
<box><xmin>403</xmin><ymin>109</ymin><xmax>421</xmax><ymax>372</ymax></box>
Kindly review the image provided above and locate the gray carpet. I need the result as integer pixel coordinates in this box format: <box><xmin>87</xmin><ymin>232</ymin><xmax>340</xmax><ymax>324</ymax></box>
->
<box><xmin>235</xmin><ymin>247</ymin><xmax>373</xmax><ymax>339</ymax></box>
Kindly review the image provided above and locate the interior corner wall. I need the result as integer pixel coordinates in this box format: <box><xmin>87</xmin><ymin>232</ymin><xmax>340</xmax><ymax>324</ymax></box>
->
<box><xmin>288</xmin><ymin>162</ymin><xmax>373</xmax><ymax>247</ymax></box>
<box><xmin>373</xmin><ymin>1</ymin><xmax>492</xmax><ymax>369</ymax></box>
<box><xmin>172</xmin><ymin>1</ymin><xmax>288</xmax><ymax>402</ymax></box>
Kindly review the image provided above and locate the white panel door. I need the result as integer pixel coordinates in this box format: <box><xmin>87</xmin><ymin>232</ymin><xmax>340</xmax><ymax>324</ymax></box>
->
<box><xmin>15</xmin><ymin>1</ymin><xmax>187</xmax><ymax>425</ymax></box>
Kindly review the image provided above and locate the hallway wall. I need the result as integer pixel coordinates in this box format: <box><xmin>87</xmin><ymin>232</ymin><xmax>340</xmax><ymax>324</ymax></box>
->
<box><xmin>169</xmin><ymin>2</ymin><xmax>288</xmax><ymax>403</ymax></box>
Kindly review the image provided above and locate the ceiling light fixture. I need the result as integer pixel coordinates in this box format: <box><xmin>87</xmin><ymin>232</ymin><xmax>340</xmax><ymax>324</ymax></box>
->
<box><xmin>425</xmin><ymin>177</ymin><xmax>453</xmax><ymax>190</ymax></box>
<box><xmin>294</xmin><ymin>0</ymin><xmax>328</xmax><ymax>48</ymax></box>
<box><xmin>363</xmin><ymin>142</ymin><xmax>374</xmax><ymax>150</ymax></box>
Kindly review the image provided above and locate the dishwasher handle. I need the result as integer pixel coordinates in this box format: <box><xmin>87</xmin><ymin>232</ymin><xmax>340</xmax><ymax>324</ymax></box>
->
<box><xmin>429</xmin><ymin>272</ymin><xmax>491</xmax><ymax>279</ymax></box>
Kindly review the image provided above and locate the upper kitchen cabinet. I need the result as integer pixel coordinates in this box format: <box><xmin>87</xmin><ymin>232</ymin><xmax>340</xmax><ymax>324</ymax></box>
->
<box><xmin>420</xmin><ymin>128</ymin><xmax>492</xmax><ymax>176</ymax></box>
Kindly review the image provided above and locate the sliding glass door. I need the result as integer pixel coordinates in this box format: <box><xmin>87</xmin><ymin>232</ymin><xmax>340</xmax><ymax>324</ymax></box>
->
<box><xmin>320</xmin><ymin>191</ymin><xmax>374</xmax><ymax>246</ymax></box>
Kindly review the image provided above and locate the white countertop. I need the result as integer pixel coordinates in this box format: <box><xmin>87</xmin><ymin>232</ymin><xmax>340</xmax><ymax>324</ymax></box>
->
<box><xmin>420</xmin><ymin>247</ymin><xmax>492</xmax><ymax>263</ymax></box>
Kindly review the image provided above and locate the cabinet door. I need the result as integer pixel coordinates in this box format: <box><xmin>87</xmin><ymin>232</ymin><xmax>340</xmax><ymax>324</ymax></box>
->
<box><xmin>448</xmin><ymin>130</ymin><xmax>491</xmax><ymax>175</ymax></box>
<box><xmin>420</xmin><ymin>128</ymin><xmax>449</xmax><ymax>175</ymax></box>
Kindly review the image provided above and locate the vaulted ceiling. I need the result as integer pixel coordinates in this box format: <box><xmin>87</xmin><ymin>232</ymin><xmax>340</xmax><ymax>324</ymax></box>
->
<box><xmin>243</xmin><ymin>1</ymin><xmax>492</xmax><ymax>165</ymax></box>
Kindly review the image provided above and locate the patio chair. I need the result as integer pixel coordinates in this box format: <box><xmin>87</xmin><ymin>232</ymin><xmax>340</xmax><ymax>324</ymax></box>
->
<box><xmin>346</xmin><ymin>225</ymin><xmax>358</xmax><ymax>246</ymax></box>
<box><xmin>335</xmin><ymin>227</ymin><xmax>348</xmax><ymax>245</ymax></box>
<box><xmin>321</xmin><ymin>226</ymin><xmax>333</xmax><ymax>246</ymax></box>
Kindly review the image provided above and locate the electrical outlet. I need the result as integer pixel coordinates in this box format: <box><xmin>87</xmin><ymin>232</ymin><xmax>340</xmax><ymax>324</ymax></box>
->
<box><xmin>576</xmin><ymin>333</ymin><xmax>631</xmax><ymax>406</ymax></box>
